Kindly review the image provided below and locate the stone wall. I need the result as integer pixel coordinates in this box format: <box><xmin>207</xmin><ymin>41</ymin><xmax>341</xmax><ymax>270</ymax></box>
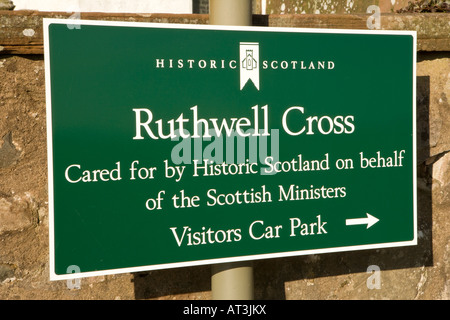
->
<box><xmin>261</xmin><ymin>0</ymin><xmax>449</xmax><ymax>14</ymax></box>
<box><xmin>0</xmin><ymin>10</ymin><xmax>449</xmax><ymax>300</ymax></box>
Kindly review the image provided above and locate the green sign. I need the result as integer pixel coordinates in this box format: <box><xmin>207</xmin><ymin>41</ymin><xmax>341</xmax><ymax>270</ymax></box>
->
<box><xmin>45</xmin><ymin>19</ymin><xmax>417</xmax><ymax>280</ymax></box>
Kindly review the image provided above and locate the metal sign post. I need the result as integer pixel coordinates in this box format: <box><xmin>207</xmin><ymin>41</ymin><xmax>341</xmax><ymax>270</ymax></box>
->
<box><xmin>209</xmin><ymin>0</ymin><xmax>254</xmax><ymax>300</ymax></box>
<box><xmin>209</xmin><ymin>0</ymin><xmax>252</xmax><ymax>26</ymax></box>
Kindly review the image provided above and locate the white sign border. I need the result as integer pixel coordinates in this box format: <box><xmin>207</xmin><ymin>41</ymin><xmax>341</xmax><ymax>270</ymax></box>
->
<box><xmin>44</xmin><ymin>18</ymin><xmax>417</xmax><ymax>281</ymax></box>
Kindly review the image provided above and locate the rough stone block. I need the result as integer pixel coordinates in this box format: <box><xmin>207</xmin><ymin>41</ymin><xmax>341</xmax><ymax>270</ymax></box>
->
<box><xmin>0</xmin><ymin>193</ymin><xmax>37</xmax><ymax>233</ymax></box>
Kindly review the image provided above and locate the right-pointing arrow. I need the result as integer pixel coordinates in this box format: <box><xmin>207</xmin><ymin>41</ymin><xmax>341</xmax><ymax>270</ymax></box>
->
<box><xmin>346</xmin><ymin>213</ymin><xmax>379</xmax><ymax>229</ymax></box>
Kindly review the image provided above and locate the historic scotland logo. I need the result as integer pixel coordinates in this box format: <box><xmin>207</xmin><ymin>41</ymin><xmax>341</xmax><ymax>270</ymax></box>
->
<box><xmin>240</xmin><ymin>42</ymin><xmax>260</xmax><ymax>91</ymax></box>
<box><xmin>155</xmin><ymin>41</ymin><xmax>334</xmax><ymax>92</ymax></box>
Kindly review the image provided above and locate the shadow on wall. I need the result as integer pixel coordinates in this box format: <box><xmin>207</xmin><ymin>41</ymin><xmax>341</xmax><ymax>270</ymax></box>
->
<box><xmin>133</xmin><ymin>75</ymin><xmax>432</xmax><ymax>300</ymax></box>
<box><xmin>192</xmin><ymin>0</ymin><xmax>209</xmax><ymax>14</ymax></box>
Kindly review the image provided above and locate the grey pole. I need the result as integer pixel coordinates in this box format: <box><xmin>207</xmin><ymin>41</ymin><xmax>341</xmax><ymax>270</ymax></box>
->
<box><xmin>209</xmin><ymin>0</ymin><xmax>252</xmax><ymax>26</ymax></box>
<box><xmin>211</xmin><ymin>261</ymin><xmax>254</xmax><ymax>300</ymax></box>
<box><xmin>209</xmin><ymin>0</ymin><xmax>254</xmax><ymax>300</ymax></box>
